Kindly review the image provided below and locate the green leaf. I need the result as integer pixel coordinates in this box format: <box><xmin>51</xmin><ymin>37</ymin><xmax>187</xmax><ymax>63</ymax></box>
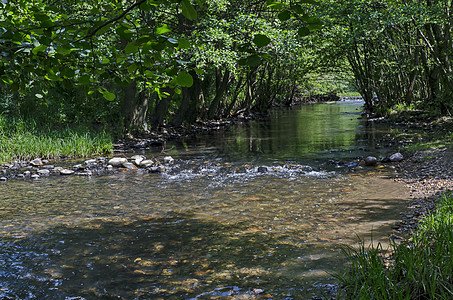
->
<box><xmin>156</xmin><ymin>24</ymin><xmax>171</xmax><ymax>35</ymax></box>
<box><xmin>266</xmin><ymin>1</ymin><xmax>284</xmax><ymax>9</ymax></box>
<box><xmin>128</xmin><ymin>63</ymin><xmax>138</xmax><ymax>73</ymax></box>
<box><xmin>278</xmin><ymin>10</ymin><xmax>291</xmax><ymax>21</ymax></box>
<box><xmin>78</xmin><ymin>75</ymin><xmax>91</xmax><ymax>85</ymax></box>
<box><xmin>56</xmin><ymin>46</ymin><xmax>73</xmax><ymax>56</ymax></box>
<box><xmin>32</xmin><ymin>45</ymin><xmax>47</xmax><ymax>55</ymax></box>
<box><xmin>292</xmin><ymin>4</ymin><xmax>303</xmax><ymax>14</ymax></box>
<box><xmin>96</xmin><ymin>23</ymin><xmax>113</xmax><ymax>36</ymax></box>
<box><xmin>252</xmin><ymin>34</ymin><xmax>271</xmax><ymax>48</ymax></box>
<box><xmin>175</xmin><ymin>70</ymin><xmax>193</xmax><ymax>87</ymax></box>
<box><xmin>181</xmin><ymin>0</ymin><xmax>197</xmax><ymax>21</ymax></box>
<box><xmin>299</xmin><ymin>0</ymin><xmax>319</xmax><ymax>4</ymax></box>
<box><xmin>178</xmin><ymin>38</ymin><xmax>191</xmax><ymax>49</ymax></box>
<box><xmin>98</xmin><ymin>88</ymin><xmax>116</xmax><ymax>101</ymax></box>
<box><xmin>125</xmin><ymin>41</ymin><xmax>139</xmax><ymax>54</ymax></box>
<box><xmin>238</xmin><ymin>54</ymin><xmax>262</xmax><ymax>67</ymax></box>
<box><xmin>297</xmin><ymin>27</ymin><xmax>310</xmax><ymax>36</ymax></box>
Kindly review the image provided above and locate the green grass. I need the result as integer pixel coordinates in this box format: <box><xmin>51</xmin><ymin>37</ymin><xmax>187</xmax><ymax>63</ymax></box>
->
<box><xmin>0</xmin><ymin>116</ymin><xmax>113</xmax><ymax>163</ymax></box>
<box><xmin>337</xmin><ymin>191</ymin><xmax>453</xmax><ymax>299</ymax></box>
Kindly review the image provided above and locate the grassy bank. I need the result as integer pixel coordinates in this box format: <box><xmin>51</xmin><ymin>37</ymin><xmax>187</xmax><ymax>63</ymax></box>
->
<box><xmin>337</xmin><ymin>191</ymin><xmax>453</xmax><ymax>299</ymax></box>
<box><xmin>0</xmin><ymin>116</ymin><xmax>113</xmax><ymax>164</ymax></box>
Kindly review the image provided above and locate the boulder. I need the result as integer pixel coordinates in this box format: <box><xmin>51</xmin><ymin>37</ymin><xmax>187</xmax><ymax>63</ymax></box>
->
<box><xmin>108</xmin><ymin>157</ymin><xmax>128</xmax><ymax>167</ymax></box>
<box><xmin>389</xmin><ymin>152</ymin><xmax>404</xmax><ymax>162</ymax></box>
<box><xmin>364</xmin><ymin>156</ymin><xmax>378</xmax><ymax>166</ymax></box>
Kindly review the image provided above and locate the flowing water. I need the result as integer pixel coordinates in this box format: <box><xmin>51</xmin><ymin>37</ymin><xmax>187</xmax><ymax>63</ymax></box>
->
<box><xmin>0</xmin><ymin>100</ymin><xmax>409</xmax><ymax>299</ymax></box>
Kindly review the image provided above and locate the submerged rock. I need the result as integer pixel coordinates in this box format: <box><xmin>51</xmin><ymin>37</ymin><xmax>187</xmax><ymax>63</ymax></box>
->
<box><xmin>364</xmin><ymin>156</ymin><xmax>378</xmax><ymax>166</ymax></box>
<box><xmin>108</xmin><ymin>157</ymin><xmax>128</xmax><ymax>167</ymax></box>
<box><xmin>390</xmin><ymin>152</ymin><xmax>404</xmax><ymax>162</ymax></box>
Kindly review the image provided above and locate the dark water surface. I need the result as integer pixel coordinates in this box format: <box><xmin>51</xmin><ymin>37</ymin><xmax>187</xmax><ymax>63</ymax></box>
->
<box><xmin>0</xmin><ymin>101</ymin><xmax>409</xmax><ymax>299</ymax></box>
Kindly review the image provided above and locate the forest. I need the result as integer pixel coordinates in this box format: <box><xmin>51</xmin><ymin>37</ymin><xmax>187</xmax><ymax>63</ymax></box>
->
<box><xmin>1</xmin><ymin>0</ymin><xmax>451</xmax><ymax>141</ymax></box>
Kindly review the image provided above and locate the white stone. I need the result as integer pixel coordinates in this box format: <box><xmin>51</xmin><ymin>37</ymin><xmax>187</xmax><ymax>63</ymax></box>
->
<box><xmin>108</xmin><ymin>157</ymin><xmax>128</xmax><ymax>167</ymax></box>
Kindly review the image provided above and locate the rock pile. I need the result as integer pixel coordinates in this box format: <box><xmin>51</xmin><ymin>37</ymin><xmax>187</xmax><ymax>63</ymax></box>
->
<box><xmin>0</xmin><ymin>155</ymin><xmax>176</xmax><ymax>181</ymax></box>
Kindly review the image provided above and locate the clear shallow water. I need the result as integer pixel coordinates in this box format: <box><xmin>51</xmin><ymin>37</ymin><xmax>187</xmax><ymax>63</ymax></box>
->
<box><xmin>0</xmin><ymin>101</ymin><xmax>409</xmax><ymax>299</ymax></box>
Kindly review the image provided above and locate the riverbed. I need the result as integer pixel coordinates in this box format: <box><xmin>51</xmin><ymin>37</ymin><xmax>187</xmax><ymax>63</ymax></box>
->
<box><xmin>0</xmin><ymin>100</ymin><xmax>409</xmax><ymax>299</ymax></box>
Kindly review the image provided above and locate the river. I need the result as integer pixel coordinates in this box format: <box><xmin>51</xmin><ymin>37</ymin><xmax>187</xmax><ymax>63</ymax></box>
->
<box><xmin>0</xmin><ymin>100</ymin><xmax>409</xmax><ymax>299</ymax></box>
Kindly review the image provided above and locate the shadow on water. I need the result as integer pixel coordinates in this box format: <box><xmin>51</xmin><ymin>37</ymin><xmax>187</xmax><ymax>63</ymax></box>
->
<box><xmin>0</xmin><ymin>176</ymin><xmax>408</xmax><ymax>300</ymax></box>
<box><xmin>1</xmin><ymin>212</ymin><xmax>339</xmax><ymax>299</ymax></box>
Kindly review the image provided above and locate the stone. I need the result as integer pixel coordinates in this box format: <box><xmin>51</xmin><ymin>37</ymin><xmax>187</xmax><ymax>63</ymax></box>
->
<box><xmin>31</xmin><ymin>174</ymin><xmax>40</xmax><ymax>179</ymax></box>
<box><xmin>364</xmin><ymin>156</ymin><xmax>378</xmax><ymax>166</ymax></box>
<box><xmin>130</xmin><ymin>155</ymin><xmax>146</xmax><ymax>166</ymax></box>
<box><xmin>106</xmin><ymin>165</ymin><xmax>114</xmax><ymax>171</ymax></box>
<box><xmin>73</xmin><ymin>164</ymin><xmax>84</xmax><ymax>170</ymax></box>
<box><xmin>53</xmin><ymin>167</ymin><xmax>64</xmax><ymax>172</ymax></box>
<box><xmin>0</xmin><ymin>177</ymin><xmax>6</xmax><ymax>182</ymax></box>
<box><xmin>108</xmin><ymin>157</ymin><xmax>128</xmax><ymax>167</ymax></box>
<box><xmin>37</xmin><ymin>169</ymin><xmax>50</xmax><ymax>176</ymax></box>
<box><xmin>24</xmin><ymin>171</ymin><xmax>31</xmax><ymax>177</ymax></box>
<box><xmin>30</xmin><ymin>158</ymin><xmax>43</xmax><ymax>167</ymax></box>
<box><xmin>60</xmin><ymin>169</ymin><xmax>75</xmax><ymax>175</ymax></box>
<box><xmin>163</xmin><ymin>156</ymin><xmax>174</xmax><ymax>164</ymax></box>
<box><xmin>390</xmin><ymin>152</ymin><xmax>404</xmax><ymax>162</ymax></box>
<box><xmin>139</xmin><ymin>160</ymin><xmax>154</xmax><ymax>167</ymax></box>
<box><xmin>257</xmin><ymin>166</ymin><xmax>268</xmax><ymax>173</ymax></box>
<box><xmin>16</xmin><ymin>174</ymin><xmax>25</xmax><ymax>179</ymax></box>
<box><xmin>122</xmin><ymin>162</ymin><xmax>137</xmax><ymax>170</ymax></box>
<box><xmin>84</xmin><ymin>159</ymin><xmax>97</xmax><ymax>166</ymax></box>
<box><xmin>149</xmin><ymin>166</ymin><xmax>162</xmax><ymax>173</ymax></box>
<box><xmin>42</xmin><ymin>165</ymin><xmax>55</xmax><ymax>170</ymax></box>
<box><xmin>77</xmin><ymin>170</ymin><xmax>92</xmax><ymax>176</ymax></box>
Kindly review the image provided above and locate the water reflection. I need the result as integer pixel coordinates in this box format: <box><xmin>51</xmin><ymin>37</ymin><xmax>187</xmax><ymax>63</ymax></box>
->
<box><xmin>0</xmin><ymin>101</ymin><xmax>409</xmax><ymax>299</ymax></box>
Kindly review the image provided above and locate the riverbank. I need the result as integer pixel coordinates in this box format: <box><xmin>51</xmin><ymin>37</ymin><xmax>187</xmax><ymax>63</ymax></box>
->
<box><xmin>337</xmin><ymin>112</ymin><xmax>453</xmax><ymax>299</ymax></box>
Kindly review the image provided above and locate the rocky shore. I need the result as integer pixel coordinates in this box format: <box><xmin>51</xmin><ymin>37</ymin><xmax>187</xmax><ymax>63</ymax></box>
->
<box><xmin>0</xmin><ymin>155</ymin><xmax>176</xmax><ymax>181</ymax></box>
<box><xmin>390</xmin><ymin>147</ymin><xmax>453</xmax><ymax>236</ymax></box>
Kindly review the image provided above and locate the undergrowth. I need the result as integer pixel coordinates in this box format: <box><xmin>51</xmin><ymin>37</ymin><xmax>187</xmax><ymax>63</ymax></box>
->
<box><xmin>0</xmin><ymin>116</ymin><xmax>113</xmax><ymax>163</ymax></box>
<box><xmin>337</xmin><ymin>191</ymin><xmax>453</xmax><ymax>299</ymax></box>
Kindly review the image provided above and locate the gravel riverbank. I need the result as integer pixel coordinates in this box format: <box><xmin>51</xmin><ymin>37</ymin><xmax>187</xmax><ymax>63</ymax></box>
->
<box><xmin>392</xmin><ymin>147</ymin><xmax>453</xmax><ymax>236</ymax></box>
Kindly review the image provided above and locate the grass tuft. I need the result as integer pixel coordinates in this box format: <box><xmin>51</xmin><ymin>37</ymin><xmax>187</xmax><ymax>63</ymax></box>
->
<box><xmin>0</xmin><ymin>115</ymin><xmax>113</xmax><ymax>163</ymax></box>
<box><xmin>337</xmin><ymin>191</ymin><xmax>453</xmax><ymax>299</ymax></box>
